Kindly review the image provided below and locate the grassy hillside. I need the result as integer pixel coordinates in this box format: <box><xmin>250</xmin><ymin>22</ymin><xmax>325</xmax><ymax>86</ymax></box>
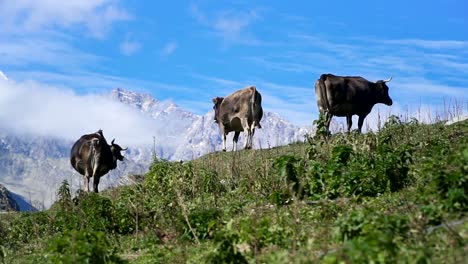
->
<box><xmin>1</xmin><ymin>116</ymin><xmax>467</xmax><ymax>263</ymax></box>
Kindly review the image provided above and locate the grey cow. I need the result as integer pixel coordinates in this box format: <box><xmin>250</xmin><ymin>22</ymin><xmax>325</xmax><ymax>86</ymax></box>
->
<box><xmin>315</xmin><ymin>74</ymin><xmax>393</xmax><ymax>134</ymax></box>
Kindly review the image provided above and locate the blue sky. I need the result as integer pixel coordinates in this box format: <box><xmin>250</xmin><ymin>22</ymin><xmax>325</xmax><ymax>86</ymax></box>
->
<box><xmin>1</xmin><ymin>0</ymin><xmax>467</xmax><ymax>126</ymax></box>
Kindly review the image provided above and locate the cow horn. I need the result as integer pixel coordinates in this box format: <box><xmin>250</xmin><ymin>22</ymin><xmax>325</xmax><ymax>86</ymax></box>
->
<box><xmin>111</xmin><ymin>139</ymin><xmax>115</xmax><ymax>144</ymax></box>
<box><xmin>122</xmin><ymin>147</ymin><xmax>128</xmax><ymax>151</ymax></box>
<box><xmin>383</xmin><ymin>77</ymin><xmax>393</xmax><ymax>83</ymax></box>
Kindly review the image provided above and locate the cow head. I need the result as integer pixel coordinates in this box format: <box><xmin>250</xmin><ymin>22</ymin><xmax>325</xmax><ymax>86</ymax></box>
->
<box><xmin>110</xmin><ymin>139</ymin><xmax>127</xmax><ymax>161</ymax></box>
<box><xmin>375</xmin><ymin>77</ymin><xmax>393</xmax><ymax>106</ymax></box>
<box><xmin>212</xmin><ymin>97</ymin><xmax>224</xmax><ymax>123</ymax></box>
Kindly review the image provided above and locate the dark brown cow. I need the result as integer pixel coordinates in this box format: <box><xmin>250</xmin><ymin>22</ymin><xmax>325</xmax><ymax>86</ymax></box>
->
<box><xmin>315</xmin><ymin>74</ymin><xmax>393</xmax><ymax>134</ymax></box>
<box><xmin>212</xmin><ymin>86</ymin><xmax>263</xmax><ymax>151</ymax></box>
<box><xmin>70</xmin><ymin>130</ymin><xmax>126</xmax><ymax>193</ymax></box>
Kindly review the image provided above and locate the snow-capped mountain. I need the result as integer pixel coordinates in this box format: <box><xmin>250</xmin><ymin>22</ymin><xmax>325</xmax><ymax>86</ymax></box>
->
<box><xmin>0</xmin><ymin>88</ymin><xmax>311</xmax><ymax>210</ymax></box>
<box><xmin>111</xmin><ymin>88</ymin><xmax>311</xmax><ymax>160</ymax></box>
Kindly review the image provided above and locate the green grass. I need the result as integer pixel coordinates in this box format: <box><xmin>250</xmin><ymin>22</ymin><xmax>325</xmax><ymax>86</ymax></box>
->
<box><xmin>1</xmin><ymin>116</ymin><xmax>467</xmax><ymax>263</ymax></box>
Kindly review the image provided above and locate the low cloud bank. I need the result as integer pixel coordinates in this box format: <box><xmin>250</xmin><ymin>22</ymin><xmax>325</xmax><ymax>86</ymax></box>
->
<box><xmin>0</xmin><ymin>78</ymin><xmax>158</xmax><ymax>146</ymax></box>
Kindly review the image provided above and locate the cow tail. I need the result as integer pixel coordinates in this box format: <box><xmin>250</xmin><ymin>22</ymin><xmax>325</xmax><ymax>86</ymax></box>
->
<box><xmin>251</xmin><ymin>86</ymin><xmax>263</xmax><ymax>128</ymax></box>
<box><xmin>316</xmin><ymin>74</ymin><xmax>330</xmax><ymax>114</ymax></box>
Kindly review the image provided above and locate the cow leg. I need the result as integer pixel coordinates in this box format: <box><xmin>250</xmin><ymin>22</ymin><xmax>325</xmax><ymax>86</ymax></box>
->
<box><xmin>325</xmin><ymin>112</ymin><xmax>333</xmax><ymax>134</ymax></box>
<box><xmin>242</xmin><ymin>121</ymin><xmax>252</xmax><ymax>150</ymax></box>
<box><xmin>222</xmin><ymin>132</ymin><xmax>227</xmax><ymax>152</ymax></box>
<box><xmin>84</xmin><ymin>175</ymin><xmax>90</xmax><ymax>192</ymax></box>
<box><xmin>233</xmin><ymin>131</ymin><xmax>240</xmax><ymax>151</ymax></box>
<box><xmin>357</xmin><ymin>115</ymin><xmax>366</xmax><ymax>133</ymax></box>
<box><xmin>346</xmin><ymin>115</ymin><xmax>353</xmax><ymax>134</ymax></box>
<box><xmin>93</xmin><ymin>176</ymin><xmax>100</xmax><ymax>193</ymax></box>
<box><xmin>249</xmin><ymin>126</ymin><xmax>256</xmax><ymax>149</ymax></box>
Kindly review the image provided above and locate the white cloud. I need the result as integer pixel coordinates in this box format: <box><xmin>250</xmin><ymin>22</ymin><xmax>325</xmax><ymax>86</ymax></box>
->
<box><xmin>0</xmin><ymin>35</ymin><xmax>102</xmax><ymax>68</ymax></box>
<box><xmin>214</xmin><ymin>10</ymin><xmax>257</xmax><ymax>41</ymax></box>
<box><xmin>0</xmin><ymin>78</ymin><xmax>159</xmax><ymax>146</ymax></box>
<box><xmin>120</xmin><ymin>40</ymin><xmax>141</xmax><ymax>56</ymax></box>
<box><xmin>383</xmin><ymin>39</ymin><xmax>468</xmax><ymax>49</ymax></box>
<box><xmin>0</xmin><ymin>0</ymin><xmax>130</xmax><ymax>38</ymax></box>
<box><xmin>161</xmin><ymin>42</ymin><xmax>177</xmax><ymax>56</ymax></box>
<box><xmin>0</xmin><ymin>71</ymin><xmax>8</xmax><ymax>81</ymax></box>
<box><xmin>190</xmin><ymin>5</ymin><xmax>260</xmax><ymax>45</ymax></box>
<box><xmin>189</xmin><ymin>4</ymin><xmax>207</xmax><ymax>24</ymax></box>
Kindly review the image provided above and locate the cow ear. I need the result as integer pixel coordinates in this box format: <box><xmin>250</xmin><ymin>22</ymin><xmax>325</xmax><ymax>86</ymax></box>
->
<box><xmin>212</xmin><ymin>98</ymin><xmax>218</xmax><ymax>104</ymax></box>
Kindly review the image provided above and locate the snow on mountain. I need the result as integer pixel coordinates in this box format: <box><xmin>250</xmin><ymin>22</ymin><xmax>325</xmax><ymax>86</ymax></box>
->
<box><xmin>110</xmin><ymin>88</ymin><xmax>311</xmax><ymax>160</ymax></box>
<box><xmin>0</xmin><ymin>87</ymin><xmax>311</xmax><ymax>210</ymax></box>
<box><xmin>172</xmin><ymin>111</ymin><xmax>310</xmax><ymax>160</ymax></box>
<box><xmin>110</xmin><ymin>88</ymin><xmax>199</xmax><ymax>159</ymax></box>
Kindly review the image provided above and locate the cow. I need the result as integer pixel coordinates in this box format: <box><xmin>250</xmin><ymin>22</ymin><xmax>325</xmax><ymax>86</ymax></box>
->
<box><xmin>212</xmin><ymin>86</ymin><xmax>263</xmax><ymax>151</ymax></box>
<box><xmin>315</xmin><ymin>74</ymin><xmax>393</xmax><ymax>134</ymax></box>
<box><xmin>70</xmin><ymin>130</ymin><xmax>126</xmax><ymax>193</ymax></box>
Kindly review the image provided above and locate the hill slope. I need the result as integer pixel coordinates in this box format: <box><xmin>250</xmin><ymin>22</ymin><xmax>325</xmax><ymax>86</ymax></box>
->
<box><xmin>0</xmin><ymin>117</ymin><xmax>466</xmax><ymax>263</ymax></box>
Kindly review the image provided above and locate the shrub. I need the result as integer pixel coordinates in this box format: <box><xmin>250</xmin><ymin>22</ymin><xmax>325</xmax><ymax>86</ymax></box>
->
<box><xmin>270</xmin><ymin>155</ymin><xmax>305</xmax><ymax>204</ymax></box>
<box><xmin>46</xmin><ymin>229</ymin><xmax>124</xmax><ymax>263</ymax></box>
<box><xmin>143</xmin><ymin>159</ymin><xmax>183</xmax><ymax>226</ymax></box>
<box><xmin>432</xmin><ymin>146</ymin><xmax>468</xmax><ymax>211</ymax></box>
<box><xmin>421</xmin><ymin>204</ymin><xmax>443</xmax><ymax>225</ymax></box>
<box><xmin>6</xmin><ymin>211</ymin><xmax>50</xmax><ymax>247</ymax></box>
<box><xmin>237</xmin><ymin>216</ymin><xmax>290</xmax><ymax>252</ymax></box>
<box><xmin>180</xmin><ymin>207</ymin><xmax>222</xmax><ymax>241</ymax></box>
<box><xmin>306</xmin><ymin>138</ymin><xmax>413</xmax><ymax>200</ymax></box>
<box><xmin>323</xmin><ymin>232</ymin><xmax>400</xmax><ymax>264</ymax></box>
<box><xmin>77</xmin><ymin>193</ymin><xmax>116</xmax><ymax>232</ymax></box>
<box><xmin>335</xmin><ymin>209</ymin><xmax>409</xmax><ymax>241</ymax></box>
<box><xmin>205</xmin><ymin>221</ymin><xmax>248</xmax><ymax>264</ymax></box>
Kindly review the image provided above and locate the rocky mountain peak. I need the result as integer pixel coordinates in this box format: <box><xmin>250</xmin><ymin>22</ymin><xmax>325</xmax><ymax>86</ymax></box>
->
<box><xmin>0</xmin><ymin>184</ymin><xmax>19</xmax><ymax>212</ymax></box>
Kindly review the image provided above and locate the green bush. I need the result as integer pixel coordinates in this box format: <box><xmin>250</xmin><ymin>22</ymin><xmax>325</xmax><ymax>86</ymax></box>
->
<box><xmin>270</xmin><ymin>155</ymin><xmax>305</xmax><ymax>204</ymax></box>
<box><xmin>46</xmin><ymin>229</ymin><xmax>125</xmax><ymax>263</ymax></box>
<box><xmin>306</xmin><ymin>141</ymin><xmax>413</xmax><ymax>199</ymax></box>
<box><xmin>327</xmin><ymin>209</ymin><xmax>412</xmax><ymax>263</ymax></box>
<box><xmin>335</xmin><ymin>209</ymin><xmax>409</xmax><ymax>241</ymax></box>
<box><xmin>323</xmin><ymin>232</ymin><xmax>401</xmax><ymax>264</ymax></box>
<box><xmin>6</xmin><ymin>212</ymin><xmax>51</xmax><ymax>247</ymax></box>
<box><xmin>77</xmin><ymin>193</ymin><xmax>116</xmax><ymax>232</ymax></box>
<box><xmin>205</xmin><ymin>221</ymin><xmax>248</xmax><ymax>264</ymax></box>
<box><xmin>237</xmin><ymin>216</ymin><xmax>290</xmax><ymax>251</ymax></box>
<box><xmin>143</xmin><ymin>159</ymin><xmax>184</xmax><ymax>226</ymax></box>
<box><xmin>113</xmin><ymin>197</ymin><xmax>136</xmax><ymax>235</ymax></box>
<box><xmin>181</xmin><ymin>207</ymin><xmax>222</xmax><ymax>241</ymax></box>
<box><xmin>421</xmin><ymin>204</ymin><xmax>443</xmax><ymax>225</ymax></box>
<box><xmin>432</xmin><ymin>146</ymin><xmax>468</xmax><ymax>211</ymax></box>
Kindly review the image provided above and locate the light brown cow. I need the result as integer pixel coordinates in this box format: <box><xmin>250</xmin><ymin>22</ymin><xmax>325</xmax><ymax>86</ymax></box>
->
<box><xmin>212</xmin><ymin>86</ymin><xmax>263</xmax><ymax>151</ymax></box>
